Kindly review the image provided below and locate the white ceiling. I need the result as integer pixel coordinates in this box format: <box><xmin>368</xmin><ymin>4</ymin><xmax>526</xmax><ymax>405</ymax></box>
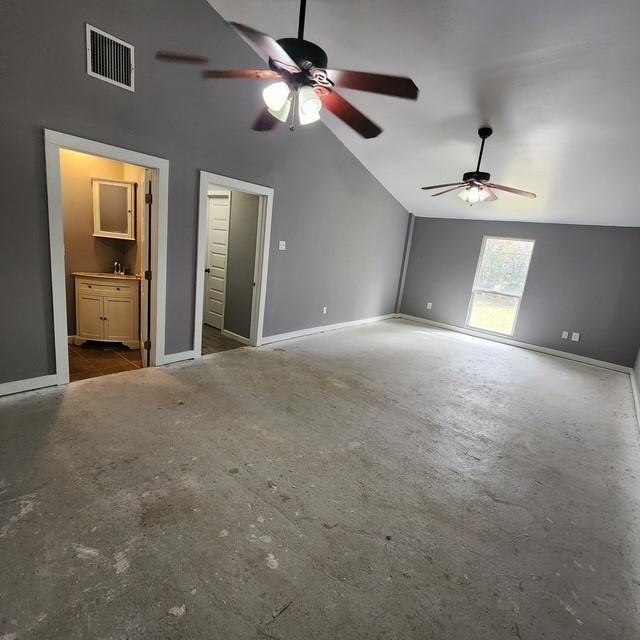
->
<box><xmin>208</xmin><ymin>0</ymin><xmax>640</xmax><ymax>226</ymax></box>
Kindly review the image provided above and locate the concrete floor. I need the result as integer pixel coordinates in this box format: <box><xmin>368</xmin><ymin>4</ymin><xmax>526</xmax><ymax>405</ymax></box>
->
<box><xmin>1</xmin><ymin>319</ymin><xmax>638</xmax><ymax>639</ymax></box>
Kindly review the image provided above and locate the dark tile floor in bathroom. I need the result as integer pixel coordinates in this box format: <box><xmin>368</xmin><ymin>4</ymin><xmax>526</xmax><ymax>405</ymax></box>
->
<box><xmin>68</xmin><ymin>342</ymin><xmax>143</xmax><ymax>382</ymax></box>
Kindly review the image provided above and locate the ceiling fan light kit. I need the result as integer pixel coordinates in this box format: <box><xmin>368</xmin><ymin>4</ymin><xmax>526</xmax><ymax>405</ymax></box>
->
<box><xmin>156</xmin><ymin>0</ymin><xmax>419</xmax><ymax>137</ymax></box>
<box><xmin>421</xmin><ymin>126</ymin><xmax>536</xmax><ymax>205</ymax></box>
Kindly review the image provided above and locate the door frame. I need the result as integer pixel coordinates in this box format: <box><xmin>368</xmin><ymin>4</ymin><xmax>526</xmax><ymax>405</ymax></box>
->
<box><xmin>44</xmin><ymin>129</ymin><xmax>170</xmax><ymax>387</ymax></box>
<box><xmin>194</xmin><ymin>171</ymin><xmax>274</xmax><ymax>353</ymax></box>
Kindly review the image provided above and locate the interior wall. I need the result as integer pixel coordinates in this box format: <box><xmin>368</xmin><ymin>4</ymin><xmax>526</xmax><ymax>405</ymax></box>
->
<box><xmin>401</xmin><ymin>218</ymin><xmax>640</xmax><ymax>367</ymax></box>
<box><xmin>122</xmin><ymin>163</ymin><xmax>146</xmax><ymax>276</ymax></box>
<box><xmin>634</xmin><ymin>349</ymin><xmax>640</xmax><ymax>391</ymax></box>
<box><xmin>0</xmin><ymin>0</ymin><xmax>408</xmax><ymax>384</ymax></box>
<box><xmin>224</xmin><ymin>191</ymin><xmax>259</xmax><ymax>339</ymax></box>
<box><xmin>60</xmin><ymin>150</ymin><xmax>137</xmax><ymax>335</ymax></box>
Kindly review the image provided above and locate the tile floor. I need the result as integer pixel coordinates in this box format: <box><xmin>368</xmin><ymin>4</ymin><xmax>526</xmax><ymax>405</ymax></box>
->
<box><xmin>68</xmin><ymin>341</ymin><xmax>143</xmax><ymax>381</ymax></box>
<box><xmin>201</xmin><ymin>324</ymin><xmax>244</xmax><ymax>355</ymax></box>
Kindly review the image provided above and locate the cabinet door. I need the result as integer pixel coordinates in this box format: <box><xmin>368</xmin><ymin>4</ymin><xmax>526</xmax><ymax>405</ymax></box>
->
<box><xmin>77</xmin><ymin>293</ymin><xmax>104</xmax><ymax>340</ymax></box>
<box><xmin>103</xmin><ymin>296</ymin><xmax>134</xmax><ymax>341</ymax></box>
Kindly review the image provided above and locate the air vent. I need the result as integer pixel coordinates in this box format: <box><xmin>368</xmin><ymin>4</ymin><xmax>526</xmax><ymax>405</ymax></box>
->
<box><xmin>86</xmin><ymin>24</ymin><xmax>135</xmax><ymax>91</ymax></box>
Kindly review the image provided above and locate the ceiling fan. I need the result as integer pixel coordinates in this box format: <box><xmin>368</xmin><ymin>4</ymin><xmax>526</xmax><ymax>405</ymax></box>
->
<box><xmin>156</xmin><ymin>0</ymin><xmax>419</xmax><ymax>138</ymax></box>
<box><xmin>421</xmin><ymin>127</ymin><xmax>536</xmax><ymax>203</ymax></box>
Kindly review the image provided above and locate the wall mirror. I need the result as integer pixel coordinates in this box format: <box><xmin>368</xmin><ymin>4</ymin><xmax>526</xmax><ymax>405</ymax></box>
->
<box><xmin>92</xmin><ymin>178</ymin><xmax>135</xmax><ymax>240</ymax></box>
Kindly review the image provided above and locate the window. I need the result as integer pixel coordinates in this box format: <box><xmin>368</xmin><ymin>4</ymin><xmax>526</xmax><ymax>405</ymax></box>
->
<box><xmin>466</xmin><ymin>236</ymin><xmax>535</xmax><ymax>336</ymax></box>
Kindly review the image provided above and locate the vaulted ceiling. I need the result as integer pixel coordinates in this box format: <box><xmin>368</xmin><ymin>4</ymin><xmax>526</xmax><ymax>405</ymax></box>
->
<box><xmin>208</xmin><ymin>0</ymin><xmax>640</xmax><ymax>226</ymax></box>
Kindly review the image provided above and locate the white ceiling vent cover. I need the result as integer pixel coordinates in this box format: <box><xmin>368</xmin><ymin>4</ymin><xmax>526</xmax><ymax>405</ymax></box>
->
<box><xmin>86</xmin><ymin>24</ymin><xmax>135</xmax><ymax>91</ymax></box>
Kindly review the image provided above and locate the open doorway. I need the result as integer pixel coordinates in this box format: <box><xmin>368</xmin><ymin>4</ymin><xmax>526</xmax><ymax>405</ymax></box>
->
<box><xmin>59</xmin><ymin>149</ymin><xmax>150</xmax><ymax>380</ymax></box>
<box><xmin>44</xmin><ymin>130</ymin><xmax>170</xmax><ymax>389</ymax></box>
<box><xmin>194</xmin><ymin>172</ymin><xmax>273</xmax><ymax>356</ymax></box>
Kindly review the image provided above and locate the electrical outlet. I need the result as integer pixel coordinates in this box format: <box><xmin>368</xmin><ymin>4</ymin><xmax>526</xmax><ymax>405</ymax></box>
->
<box><xmin>426</xmin><ymin>302</ymin><xmax>433</xmax><ymax>310</ymax></box>
<box><xmin>322</xmin><ymin>306</ymin><xmax>327</xmax><ymax>315</ymax></box>
<box><xmin>278</xmin><ymin>240</ymin><xmax>286</xmax><ymax>251</ymax></box>
<box><xmin>561</xmin><ymin>330</ymin><xmax>569</xmax><ymax>339</ymax></box>
<box><xmin>571</xmin><ymin>332</ymin><xmax>580</xmax><ymax>342</ymax></box>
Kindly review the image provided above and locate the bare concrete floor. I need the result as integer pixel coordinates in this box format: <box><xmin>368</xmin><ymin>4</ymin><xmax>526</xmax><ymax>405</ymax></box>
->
<box><xmin>1</xmin><ymin>319</ymin><xmax>639</xmax><ymax>639</ymax></box>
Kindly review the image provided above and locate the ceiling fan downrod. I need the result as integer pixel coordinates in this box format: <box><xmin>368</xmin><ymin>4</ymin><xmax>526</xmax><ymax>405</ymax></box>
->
<box><xmin>298</xmin><ymin>0</ymin><xmax>307</xmax><ymax>40</ymax></box>
<box><xmin>475</xmin><ymin>126</ymin><xmax>492</xmax><ymax>173</ymax></box>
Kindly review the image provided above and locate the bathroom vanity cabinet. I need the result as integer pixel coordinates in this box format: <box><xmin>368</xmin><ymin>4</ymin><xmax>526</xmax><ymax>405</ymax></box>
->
<box><xmin>73</xmin><ymin>273</ymin><xmax>140</xmax><ymax>348</ymax></box>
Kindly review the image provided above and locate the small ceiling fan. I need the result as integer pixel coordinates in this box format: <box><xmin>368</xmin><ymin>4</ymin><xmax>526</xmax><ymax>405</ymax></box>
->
<box><xmin>156</xmin><ymin>0</ymin><xmax>419</xmax><ymax>138</ymax></box>
<box><xmin>421</xmin><ymin>127</ymin><xmax>536</xmax><ymax>203</ymax></box>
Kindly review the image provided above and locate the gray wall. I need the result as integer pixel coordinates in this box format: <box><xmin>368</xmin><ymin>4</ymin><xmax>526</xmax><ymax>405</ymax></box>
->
<box><xmin>401</xmin><ymin>218</ymin><xmax>640</xmax><ymax>367</ymax></box>
<box><xmin>224</xmin><ymin>191</ymin><xmax>259</xmax><ymax>339</ymax></box>
<box><xmin>0</xmin><ymin>0</ymin><xmax>408</xmax><ymax>383</ymax></box>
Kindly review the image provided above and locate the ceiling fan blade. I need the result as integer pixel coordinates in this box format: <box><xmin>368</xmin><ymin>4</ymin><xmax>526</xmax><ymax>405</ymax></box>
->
<box><xmin>230</xmin><ymin>23</ymin><xmax>301</xmax><ymax>74</ymax></box>
<box><xmin>485</xmin><ymin>182</ymin><xmax>536</xmax><ymax>198</ymax></box>
<box><xmin>431</xmin><ymin>185</ymin><xmax>465</xmax><ymax>197</ymax></box>
<box><xmin>325</xmin><ymin>69</ymin><xmax>419</xmax><ymax>100</ymax></box>
<box><xmin>484</xmin><ymin>187</ymin><xmax>498</xmax><ymax>201</ymax></box>
<box><xmin>319</xmin><ymin>91</ymin><xmax>382</xmax><ymax>139</ymax></box>
<box><xmin>156</xmin><ymin>51</ymin><xmax>209</xmax><ymax>64</ymax></box>
<box><xmin>421</xmin><ymin>182</ymin><xmax>466</xmax><ymax>191</ymax></box>
<box><xmin>203</xmin><ymin>69</ymin><xmax>280</xmax><ymax>79</ymax></box>
<box><xmin>252</xmin><ymin>108</ymin><xmax>278</xmax><ymax>132</ymax></box>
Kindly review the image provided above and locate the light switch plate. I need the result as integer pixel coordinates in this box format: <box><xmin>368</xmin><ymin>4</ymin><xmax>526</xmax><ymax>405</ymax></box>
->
<box><xmin>322</xmin><ymin>306</ymin><xmax>327</xmax><ymax>315</ymax></box>
<box><xmin>426</xmin><ymin>302</ymin><xmax>432</xmax><ymax>310</ymax></box>
<box><xmin>561</xmin><ymin>331</ymin><xmax>569</xmax><ymax>339</ymax></box>
<box><xmin>571</xmin><ymin>332</ymin><xmax>580</xmax><ymax>342</ymax></box>
<box><xmin>278</xmin><ymin>240</ymin><xmax>286</xmax><ymax>251</ymax></box>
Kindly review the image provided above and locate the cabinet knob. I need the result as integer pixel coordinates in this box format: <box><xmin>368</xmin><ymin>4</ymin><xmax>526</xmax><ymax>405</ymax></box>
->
<box><xmin>116</xmin><ymin>287</ymin><xmax>120</xmax><ymax>290</ymax></box>
<box><xmin>88</xmin><ymin>285</ymin><xmax>92</xmax><ymax>288</ymax></box>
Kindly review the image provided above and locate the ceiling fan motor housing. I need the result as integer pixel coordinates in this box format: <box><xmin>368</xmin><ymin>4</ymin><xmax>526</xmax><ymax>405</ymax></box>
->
<box><xmin>272</xmin><ymin>38</ymin><xmax>328</xmax><ymax>72</ymax></box>
<box><xmin>463</xmin><ymin>171</ymin><xmax>491</xmax><ymax>182</ymax></box>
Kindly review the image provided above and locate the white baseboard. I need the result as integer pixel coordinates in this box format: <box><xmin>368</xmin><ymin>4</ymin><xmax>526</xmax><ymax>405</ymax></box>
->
<box><xmin>631</xmin><ymin>371</ymin><xmax>640</xmax><ymax>431</ymax></box>
<box><xmin>398</xmin><ymin>314</ymin><xmax>632</xmax><ymax>374</ymax></box>
<box><xmin>259</xmin><ymin>313</ymin><xmax>396</xmax><ymax>346</ymax></box>
<box><xmin>222</xmin><ymin>329</ymin><xmax>250</xmax><ymax>345</ymax></box>
<box><xmin>157</xmin><ymin>350</ymin><xmax>196</xmax><ymax>366</ymax></box>
<box><xmin>68</xmin><ymin>335</ymin><xmax>74</xmax><ymax>344</ymax></box>
<box><xmin>0</xmin><ymin>374</ymin><xmax>59</xmax><ymax>398</ymax></box>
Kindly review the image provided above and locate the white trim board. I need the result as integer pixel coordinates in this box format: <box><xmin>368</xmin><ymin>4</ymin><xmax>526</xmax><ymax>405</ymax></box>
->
<box><xmin>631</xmin><ymin>372</ymin><xmax>640</xmax><ymax>431</ymax></box>
<box><xmin>260</xmin><ymin>314</ymin><xmax>396</xmax><ymax>345</ymax></box>
<box><xmin>0</xmin><ymin>374</ymin><xmax>59</xmax><ymax>398</ymax></box>
<box><xmin>2</xmin><ymin>129</ymin><xmax>173</xmax><ymax>399</ymax></box>
<box><xmin>194</xmin><ymin>171</ymin><xmax>274</xmax><ymax>356</ymax></box>
<box><xmin>222</xmin><ymin>329</ymin><xmax>250</xmax><ymax>345</ymax></box>
<box><xmin>398</xmin><ymin>314</ymin><xmax>632</xmax><ymax>374</ymax></box>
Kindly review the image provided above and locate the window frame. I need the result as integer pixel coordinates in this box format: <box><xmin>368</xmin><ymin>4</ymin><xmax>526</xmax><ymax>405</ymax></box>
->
<box><xmin>465</xmin><ymin>235</ymin><xmax>536</xmax><ymax>337</ymax></box>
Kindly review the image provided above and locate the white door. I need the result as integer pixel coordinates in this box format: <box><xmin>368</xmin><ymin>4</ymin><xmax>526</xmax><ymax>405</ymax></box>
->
<box><xmin>204</xmin><ymin>192</ymin><xmax>230</xmax><ymax>329</ymax></box>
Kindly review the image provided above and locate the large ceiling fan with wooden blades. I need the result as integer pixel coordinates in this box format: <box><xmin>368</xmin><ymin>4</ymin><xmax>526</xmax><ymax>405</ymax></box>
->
<box><xmin>156</xmin><ymin>0</ymin><xmax>419</xmax><ymax>138</ymax></box>
<box><xmin>421</xmin><ymin>127</ymin><xmax>537</xmax><ymax>204</ymax></box>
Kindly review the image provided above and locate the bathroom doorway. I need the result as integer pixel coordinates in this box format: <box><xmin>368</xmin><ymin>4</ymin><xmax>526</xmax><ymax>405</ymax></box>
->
<box><xmin>44</xmin><ymin>130</ymin><xmax>170</xmax><ymax>388</ymax></box>
<box><xmin>59</xmin><ymin>149</ymin><xmax>149</xmax><ymax>380</ymax></box>
<box><xmin>194</xmin><ymin>171</ymin><xmax>273</xmax><ymax>356</ymax></box>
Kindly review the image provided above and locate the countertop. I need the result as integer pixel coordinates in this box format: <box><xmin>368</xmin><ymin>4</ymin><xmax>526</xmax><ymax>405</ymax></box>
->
<box><xmin>72</xmin><ymin>272</ymin><xmax>141</xmax><ymax>281</ymax></box>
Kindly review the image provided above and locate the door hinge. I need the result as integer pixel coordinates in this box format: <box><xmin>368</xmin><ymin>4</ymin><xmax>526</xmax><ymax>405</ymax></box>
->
<box><xmin>145</xmin><ymin>193</ymin><xmax>153</xmax><ymax>204</ymax></box>
<box><xmin>143</xmin><ymin>340</ymin><xmax>151</xmax><ymax>350</ymax></box>
<box><xmin>144</xmin><ymin>270</ymin><xmax>152</xmax><ymax>281</ymax></box>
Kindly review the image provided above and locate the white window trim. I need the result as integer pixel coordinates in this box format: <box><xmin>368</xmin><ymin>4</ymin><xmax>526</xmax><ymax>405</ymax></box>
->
<box><xmin>465</xmin><ymin>235</ymin><xmax>535</xmax><ymax>337</ymax></box>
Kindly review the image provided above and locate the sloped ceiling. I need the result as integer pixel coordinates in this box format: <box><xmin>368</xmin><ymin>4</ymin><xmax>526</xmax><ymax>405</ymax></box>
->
<box><xmin>208</xmin><ymin>0</ymin><xmax>640</xmax><ymax>226</ymax></box>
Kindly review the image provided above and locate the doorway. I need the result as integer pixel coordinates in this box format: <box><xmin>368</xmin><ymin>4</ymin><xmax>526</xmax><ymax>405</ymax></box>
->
<box><xmin>194</xmin><ymin>172</ymin><xmax>273</xmax><ymax>356</ymax></box>
<box><xmin>58</xmin><ymin>149</ymin><xmax>150</xmax><ymax>381</ymax></box>
<box><xmin>44</xmin><ymin>130</ymin><xmax>170</xmax><ymax>387</ymax></box>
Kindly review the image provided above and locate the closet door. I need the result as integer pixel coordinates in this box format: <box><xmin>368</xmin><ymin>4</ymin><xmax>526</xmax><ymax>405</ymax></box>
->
<box><xmin>77</xmin><ymin>293</ymin><xmax>104</xmax><ymax>340</ymax></box>
<box><xmin>103</xmin><ymin>296</ymin><xmax>135</xmax><ymax>342</ymax></box>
